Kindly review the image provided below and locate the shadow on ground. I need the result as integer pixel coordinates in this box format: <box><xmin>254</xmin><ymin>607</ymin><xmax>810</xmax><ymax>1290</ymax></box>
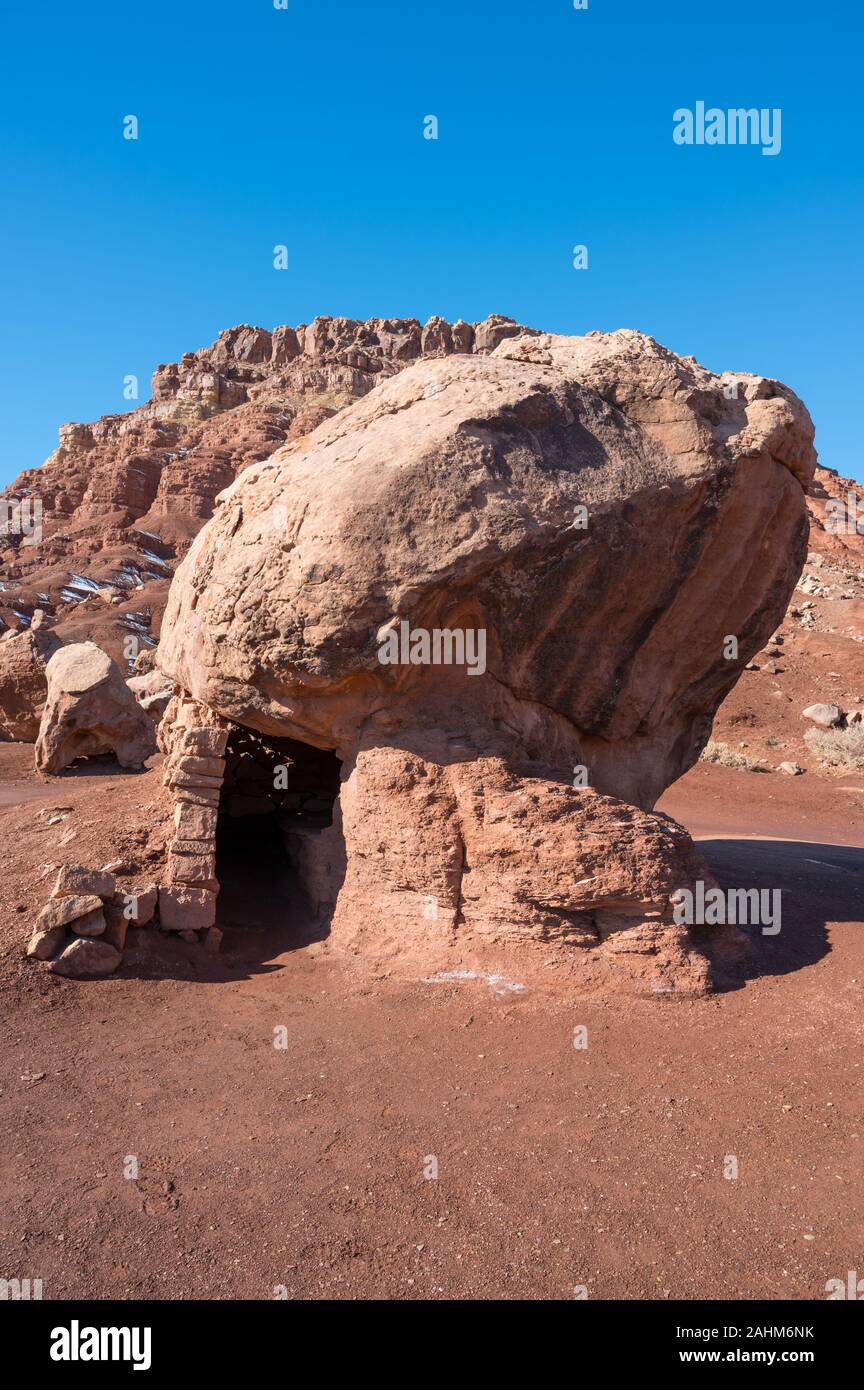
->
<box><xmin>118</xmin><ymin>835</ymin><xmax>864</xmax><ymax>988</ymax></box>
<box><xmin>696</xmin><ymin>837</ymin><xmax>864</xmax><ymax>990</ymax></box>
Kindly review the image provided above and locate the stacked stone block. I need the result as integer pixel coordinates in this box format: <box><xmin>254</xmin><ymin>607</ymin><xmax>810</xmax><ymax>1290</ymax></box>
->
<box><xmin>159</xmin><ymin>695</ymin><xmax>229</xmax><ymax>946</ymax></box>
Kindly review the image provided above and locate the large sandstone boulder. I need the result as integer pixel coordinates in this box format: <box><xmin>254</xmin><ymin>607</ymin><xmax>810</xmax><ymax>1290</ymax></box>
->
<box><xmin>35</xmin><ymin>642</ymin><xmax>157</xmax><ymax>773</ymax></box>
<box><xmin>0</xmin><ymin>625</ymin><xmax>62</xmax><ymax>741</ymax></box>
<box><xmin>155</xmin><ymin>329</ymin><xmax>815</xmax><ymax>990</ymax></box>
<box><xmin>159</xmin><ymin>331</ymin><xmax>815</xmax><ymax>808</ymax></box>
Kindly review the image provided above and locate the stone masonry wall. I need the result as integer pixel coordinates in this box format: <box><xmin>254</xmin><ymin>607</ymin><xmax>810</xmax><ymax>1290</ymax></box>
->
<box><xmin>158</xmin><ymin>693</ymin><xmax>229</xmax><ymax>944</ymax></box>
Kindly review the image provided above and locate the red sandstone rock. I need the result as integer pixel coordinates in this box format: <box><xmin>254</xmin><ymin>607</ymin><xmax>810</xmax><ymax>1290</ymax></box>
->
<box><xmin>0</xmin><ymin>626</ymin><xmax>62</xmax><ymax>741</ymax></box>
<box><xmin>173</xmin><ymin>802</ymin><xmax>218</xmax><ymax>838</ymax></box>
<box><xmin>151</xmin><ymin>333</ymin><xmax>814</xmax><ymax>989</ymax></box>
<box><xmin>0</xmin><ymin>316</ymin><xmax>532</xmax><ymax>674</ymax></box>
<box><xmin>26</xmin><ymin>925</ymin><xmax>66</xmax><ymax>960</ymax></box>
<box><xmin>127</xmin><ymin>668</ymin><xmax>173</xmax><ymax>719</ymax></box>
<box><xmin>36</xmin><ymin>894</ymin><xmax>103</xmax><ymax>931</ymax></box>
<box><xmin>158</xmin><ymin>338</ymin><xmax>814</xmax><ymax>811</ymax></box>
<box><xmin>69</xmin><ymin>907</ymin><xmax>106</xmax><ymax>937</ymax></box>
<box><xmin>52</xmin><ymin>863</ymin><xmax>116</xmax><ymax>899</ymax></box>
<box><xmin>49</xmin><ymin>937</ymin><xmax>121</xmax><ymax>978</ymax></box>
<box><xmin>35</xmin><ymin>642</ymin><xmax>156</xmax><ymax>773</ymax></box>
<box><xmin>4</xmin><ymin>314</ymin><xmax>836</xmax><ymax>993</ymax></box>
<box><xmin>332</xmin><ymin>750</ymin><xmax>719</xmax><ymax>994</ymax></box>
<box><xmin>158</xmin><ymin>884</ymin><xmax>217</xmax><ymax>930</ymax></box>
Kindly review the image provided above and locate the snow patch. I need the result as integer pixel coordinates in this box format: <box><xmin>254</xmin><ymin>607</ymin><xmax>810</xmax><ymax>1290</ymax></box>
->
<box><xmin>140</xmin><ymin>549</ymin><xmax>171</xmax><ymax>571</ymax></box>
<box><xmin>66</xmin><ymin>573</ymin><xmax>102</xmax><ymax>593</ymax></box>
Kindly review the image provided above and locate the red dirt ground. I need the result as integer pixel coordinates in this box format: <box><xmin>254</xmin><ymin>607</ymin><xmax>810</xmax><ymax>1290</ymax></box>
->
<box><xmin>1</xmin><ymin>743</ymin><xmax>862</xmax><ymax>1301</ymax></box>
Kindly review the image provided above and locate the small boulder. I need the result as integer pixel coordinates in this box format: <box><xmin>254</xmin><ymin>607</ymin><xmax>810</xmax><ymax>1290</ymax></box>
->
<box><xmin>26</xmin><ymin>925</ymin><xmax>66</xmax><ymax>960</ymax></box>
<box><xmin>777</xmin><ymin>761</ymin><xmax>804</xmax><ymax>776</ymax></box>
<box><xmin>49</xmin><ymin>937</ymin><xmax>122</xmax><ymax>978</ymax></box>
<box><xmin>204</xmin><ymin>926</ymin><xmax>223</xmax><ymax>955</ymax></box>
<box><xmin>132</xmin><ymin>648</ymin><xmax>157</xmax><ymax>674</ymax></box>
<box><xmin>802</xmin><ymin>703</ymin><xmax>845</xmax><ymax>729</ymax></box>
<box><xmin>36</xmin><ymin>893</ymin><xmax>103</xmax><ymax>931</ymax></box>
<box><xmin>102</xmin><ymin>885</ymin><xmax>158</xmax><ymax>950</ymax></box>
<box><xmin>127</xmin><ymin>668</ymin><xmax>173</xmax><ymax>721</ymax></box>
<box><xmin>70</xmin><ymin>908</ymin><xmax>106</xmax><ymax>937</ymax></box>
<box><xmin>35</xmin><ymin>642</ymin><xmax>157</xmax><ymax>774</ymax></box>
<box><xmin>122</xmin><ymin>885</ymin><xmax>158</xmax><ymax>926</ymax></box>
<box><xmin>52</xmin><ymin>864</ymin><xmax>115</xmax><ymax>900</ymax></box>
<box><xmin>158</xmin><ymin>885</ymin><xmax>217</xmax><ymax>930</ymax></box>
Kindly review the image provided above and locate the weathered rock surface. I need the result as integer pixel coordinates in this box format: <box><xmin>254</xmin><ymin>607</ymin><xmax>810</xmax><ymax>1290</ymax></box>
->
<box><xmin>6</xmin><ymin>317</ymin><xmax>823</xmax><ymax>991</ymax></box>
<box><xmin>0</xmin><ymin>625</ymin><xmax>62</xmax><ymax>740</ymax></box>
<box><xmin>27</xmin><ymin>869</ymin><xmax>158</xmax><ymax>965</ymax></box>
<box><xmin>68</xmin><ymin>907</ymin><xmax>107</xmax><ymax>937</ymax></box>
<box><xmin>124</xmin><ymin>885</ymin><xmax>158</xmax><ymax>926</ymax></box>
<box><xmin>158</xmin><ymin>884</ymin><xmax>217</xmax><ymax>930</ymax></box>
<box><xmin>52</xmin><ymin>863</ymin><xmax>116</xmax><ymax>899</ymax></box>
<box><xmin>103</xmin><ymin>887</ymin><xmax>158</xmax><ymax>949</ymax></box>
<box><xmin>49</xmin><ymin>937</ymin><xmax>122</xmax><ymax>978</ymax></box>
<box><xmin>0</xmin><ymin>311</ymin><xmax>841</xmax><ymax>794</ymax></box>
<box><xmin>26</xmin><ymin>925</ymin><xmax>66</xmax><ymax>960</ymax></box>
<box><xmin>36</xmin><ymin>893</ymin><xmax>104</xmax><ymax>931</ymax></box>
<box><xmin>802</xmin><ymin>702</ymin><xmax>844</xmax><ymax>728</ymax></box>
<box><xmin>0</xmin><ymin>316</ymin><xmax>532</xmax><ymax>670</ymax></box>
<box><xmin>127</xmin><ymin>668</ymin><xmax>173</xmax><ymax>719</ymax></box>
<box><xmin>154</xmin><ymin>329</ymin><xmax>814</xmax><ymax>988</ymax></box>
<box><xmin>331</xmin><ymin>750</ymin><xmax>719</xmax><ymax>994</ymax></box>
<box><xmin>159</xmin><ymin>332</ymin><xmax>815</xmax><ymax>811</ymax></box>
<box><xmin>35</xmin><ymin>642</ymin><xmax>157</xmax><ymax>773</ymax></box>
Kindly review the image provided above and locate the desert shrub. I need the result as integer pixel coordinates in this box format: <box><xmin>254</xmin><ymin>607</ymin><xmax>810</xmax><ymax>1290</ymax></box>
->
<box><xmin>699</xmin><ymin>740</ymin><xmax>766</xmax><ymax>772</ymax></box>
<box><xmin>804</xmin><ymin>724</ymin><xmax>864</xmax><ymax>771</ymax></box>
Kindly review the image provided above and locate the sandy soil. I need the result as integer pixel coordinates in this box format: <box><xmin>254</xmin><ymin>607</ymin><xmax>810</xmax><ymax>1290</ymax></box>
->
<box><xmin>1</xmin><ymin>744</ymin><xmax>862</xmax><ymax>1301</ymax></box>
<box><xmin>659</xmin><ymin>761</ymin><xmax>864</xmax><ymax>847</ymax></box>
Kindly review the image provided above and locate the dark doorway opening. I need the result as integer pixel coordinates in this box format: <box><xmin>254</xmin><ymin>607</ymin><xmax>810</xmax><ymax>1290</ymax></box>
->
<box><xmin>215</xmin><ymin>725</ymin><xmax>344</xmax><ymax>943</ymax></box>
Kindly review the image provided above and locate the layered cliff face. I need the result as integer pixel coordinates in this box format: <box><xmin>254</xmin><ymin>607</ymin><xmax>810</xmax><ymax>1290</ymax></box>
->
<box><xmin>0</xmin><ymin>315</ymin><xmax>531</xmax><ymax>671</ymax></box>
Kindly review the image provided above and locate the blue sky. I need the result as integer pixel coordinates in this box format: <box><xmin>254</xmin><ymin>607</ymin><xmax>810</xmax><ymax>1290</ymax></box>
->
<box><xmin>1</xmin><ymin>0</ymin><xmax>861</xmax><ymax>487</ymax></box>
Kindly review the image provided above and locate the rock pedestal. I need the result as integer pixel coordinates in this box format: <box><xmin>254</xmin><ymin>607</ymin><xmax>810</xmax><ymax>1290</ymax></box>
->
<box><xmin>149</xmin><ymin>329</ymin><xmax>816</xmax><ymax>992</ymax></box>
